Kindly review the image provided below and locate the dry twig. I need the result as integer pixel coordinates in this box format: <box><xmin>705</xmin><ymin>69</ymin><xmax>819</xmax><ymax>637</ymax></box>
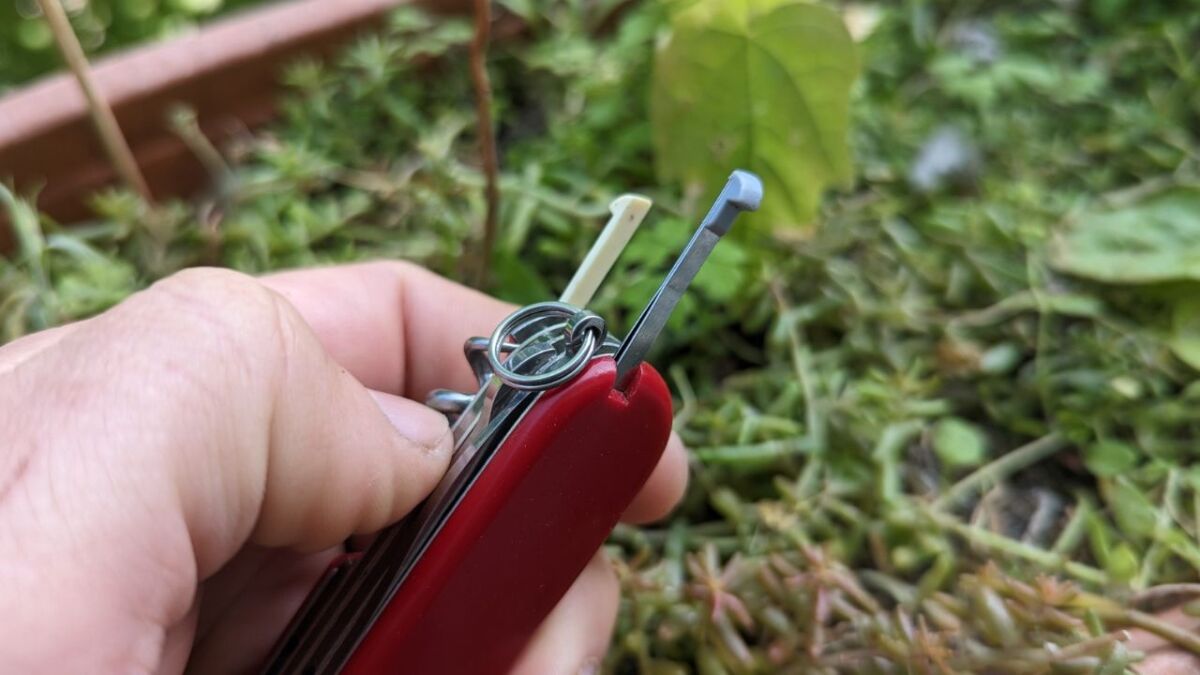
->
<box><xmin>467</xmin><ymin>0</ymin><xmax>500</xmax><ymax>287</ymax></box>
<box><xmin>36</xmin><ymin>0</ymin><xmax>152</xmax><ymax>202</ymax></box>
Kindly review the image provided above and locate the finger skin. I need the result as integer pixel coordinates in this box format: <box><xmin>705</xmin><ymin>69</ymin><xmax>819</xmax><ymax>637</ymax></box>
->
<box><xmin>621</xmin><ymin>434</ymin><xmax>689</xmax><ymax>524</ymax></box>
<box><xmin>0</xmin><ymin>261</ymin><xmax>690</xmax><ymax>674</ymax></box>
<box><xmin>260</xmin><ymin>261</ymin><xmax>690</xmax><ymax>525</ymax></box>
<box><xmin>0</xmin><ymin>323</ymin><xmax>78</xmax><ymax>373</ymax></box>
<box><xmin>260</xmin><ymin>262</ymin><xmax>689</xmax><ymax>673</ymax></box>
<box><xmin>157</xmin><ymin>602</ymin><xmax>199</xmax><ymax>675</ymax></box>
<box><xmin>509</xmin><ymin>551</ymin><xmax>619</xmax><ymax>675</ymax></box>
<box><xmin>184</xmin><ymin>547</ymin><xmax>341</xmax><ymax>675</ymax></box>
<box><xmin>0</xmin><ymin>267</ymin><xmax>452</xmax><ymax>672</ymax></box>
<box><xmin>261</xmin><ymin>261</ymin><xmax>510</xmax><ymax>398</ymax></box>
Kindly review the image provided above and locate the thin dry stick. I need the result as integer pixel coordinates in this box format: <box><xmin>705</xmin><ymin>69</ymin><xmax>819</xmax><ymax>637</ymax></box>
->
<box><xmin>468</xmin><ymin>0</ymin><xmax>500</xmax><ymax>287</ymax></box>
<box><xmin>37</xmin><ymin>0</ymin><xmax>152</xmax><ymax>201</ymax></box>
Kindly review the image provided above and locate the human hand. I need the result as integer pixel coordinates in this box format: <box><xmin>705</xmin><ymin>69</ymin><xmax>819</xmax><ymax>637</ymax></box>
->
<box><xmin>0</xmin><ymin>262</ymin><xmax>688</xmax><ymax>674</ymax></box>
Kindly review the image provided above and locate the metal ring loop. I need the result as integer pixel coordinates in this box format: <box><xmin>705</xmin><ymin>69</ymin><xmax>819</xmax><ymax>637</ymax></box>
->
<box><xmin>487</xmin><ymin>302</ymin><xmax>605</xmax><ymax>391</ymax></box>
<box><xmin>564</xmin><ymin>311</ymin><xmax>606</xmax><ymax>352</ymax></box>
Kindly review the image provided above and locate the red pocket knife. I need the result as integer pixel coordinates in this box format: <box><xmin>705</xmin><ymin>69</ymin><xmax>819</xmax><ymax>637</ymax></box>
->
<box><xmin>261</xmin><ymin>170</ymin><xmax>763</xmax><ymax>674</ymax></box>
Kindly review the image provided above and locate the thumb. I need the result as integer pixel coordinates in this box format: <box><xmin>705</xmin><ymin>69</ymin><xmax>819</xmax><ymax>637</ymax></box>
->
<box><xmin>0</xmin><ymin>267</ymin><xmax>451</xmax><ymax>672</ymax></box>
<box><xmin>146</xmin><ymin>268</ymin><xmax>455</xmax><ymax>569</ymax></box>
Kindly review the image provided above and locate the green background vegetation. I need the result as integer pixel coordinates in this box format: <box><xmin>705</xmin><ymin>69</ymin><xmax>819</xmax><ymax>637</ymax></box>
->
<box><xmin>4</xmin><ymin>0</ymin><xmax>1200</xmax><ymax>671</ymax></box>
<box><xmin>0</xmin><ymin>0</ymin><xmax>263</xmax><ymax>90</ymax></box>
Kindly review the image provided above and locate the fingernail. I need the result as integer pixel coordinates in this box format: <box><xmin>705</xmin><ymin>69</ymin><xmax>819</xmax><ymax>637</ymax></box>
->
<box><xmin>369</xmin><ymin>390</ymin><xmax>452</xmax><ymax>456</ymax></box>
<box><xmin>577</xmin><ymin>659</ymin><xmax>600</xmax><ymax>675</ymax></box>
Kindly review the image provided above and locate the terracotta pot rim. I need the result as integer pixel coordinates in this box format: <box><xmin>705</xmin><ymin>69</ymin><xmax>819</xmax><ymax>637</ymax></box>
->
<box><xmin>4</xmin><ymin>0</ymin><xmax>393</xmax><ymax>147</ymax></box>
<box><xmin>0</xmin><ymin>0</ymin><xmax>418</xmax><ymax>241</ymax></box>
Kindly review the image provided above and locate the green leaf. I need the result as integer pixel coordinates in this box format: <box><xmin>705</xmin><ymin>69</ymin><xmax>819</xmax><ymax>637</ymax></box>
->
<box><xmin>931</xmin><ymin>418</ymin><xmax>987</xmax><ymax>469</ymax></box>
<box><xmin>1102</xmin><ymin>477</ymin><xmax>1158</xmax><ymax>541</ymax></box>
<box><xmin>1</xmin><ymin>184</ymin><xmax>45</xmax><ymax>268</ymax></box>
<box><xmin>650</xmin><ymin>0</ymin><xmax>859</xmax><ymax>232</ymax></box>
<box><xmin>492</xmin><ymin>251</ymin><xmax>554</xmax><ymax>305</ymax></box>
<box><xmin>1106</xmin><ymin>543</ymin><xmax>1140</xmax><ymax>583</ymax></box>
<box><xmin>1083</xmin><ymin>441</ymin><xmax>1139</xmax><ymax>478</ymax></box>
<box><xmin>497</xmin><ymin>0</ymin><xmax>538</xmax><ymax>22</ymax></box>
<box><xmin>1086</xmin><ymin>512</ymin><xmax>1138</xmax><ymax>582</ymax></box>
<box><xmin>1051</xmin><ymin>187</ymin><xmax>1200</xmax><ymax>284</ymax></box>
<box><xmin>693</xmin><ymin>236</ymin><xmax>751</xmax><ymax>302</ymax></box>
<box><xmin>1169</xmin><ymin>295</ymin><xmax>1200</xmax><ymax>370</ymax></box>
<box><xmin>979</xmin><ymin>342</ymin><xmax>1021</xmax><ymax>374</ymax></box>
<box><xmin>171</xmin><ymin>0</ymin><xmax>222</xmax><ymax>14</ymax></box>
<box><xmin>1159</xmin><ymin>528</ymin><xmax>1200</xmax><ymax>570</ymax></box>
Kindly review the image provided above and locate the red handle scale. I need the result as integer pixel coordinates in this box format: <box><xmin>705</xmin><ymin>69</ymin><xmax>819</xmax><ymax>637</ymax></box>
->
<box><xmin>340</xmin><ymin>356</ymin><xmax>672</xmax><ymax>674</ymax></box>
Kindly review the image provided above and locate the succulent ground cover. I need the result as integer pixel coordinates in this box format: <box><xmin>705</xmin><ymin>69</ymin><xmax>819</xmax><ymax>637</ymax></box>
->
<box><xmin>3</xmin><ymin>1</ymin><xmax>1200</xmax><ymax>672</ymax></box>
<box><xmin>0</xmin><ymin>0</ymin><xmax>262</xmax><ymax>90</ymax></box>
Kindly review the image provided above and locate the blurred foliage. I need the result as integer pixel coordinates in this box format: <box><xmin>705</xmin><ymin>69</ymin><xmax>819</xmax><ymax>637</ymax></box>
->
<box><xmin>651</xmin><ymin>0</ymin><xmax>859</xmax><ymax>233</ymax></box>
<box><xmin>4</xmin><ymin>0</ymin><xmax>1200</xmax><ymax>671</ymax></box>
<box><xmin>1052</xmin><ymin>188</ymin><xmax>1200</xmax><ymax>285</ymax></box>
<box><xmin>0</xmin><ymin>0</ymin><xmax>267</xmax><ymax>90</ymax></box>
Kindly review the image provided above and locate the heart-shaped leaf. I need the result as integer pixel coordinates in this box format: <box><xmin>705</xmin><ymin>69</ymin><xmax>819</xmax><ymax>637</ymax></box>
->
<box><xmin>651</xmin><ymin>0</ymin><xmax>859</xmax><ymax>232</ymax></box>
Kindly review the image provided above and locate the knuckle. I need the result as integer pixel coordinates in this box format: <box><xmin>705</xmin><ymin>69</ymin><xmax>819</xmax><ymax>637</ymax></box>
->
<box><xmin>149</xmin><ymin>267</ymin><xmax>271</xmax><ymax>319</ymax></box>
<box><xmin>136</xmin><ymin>267</ymin><xmax>300</xmax><ymax>379</ymax></box>
<box><xmin>364</xmin><ymin>259</ymin><xmax>421</xmax><ymax>276</ymax></box>
<box><xmin>364</xmin><ymin>258</ymin><xmax>435</xmax><ymax>288</ymax></box>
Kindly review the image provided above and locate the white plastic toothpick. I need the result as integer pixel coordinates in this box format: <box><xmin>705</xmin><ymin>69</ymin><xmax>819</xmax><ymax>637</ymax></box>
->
<box><xmin>559</xmin><ymin>194</ymin><xmax>652</xmax><ymax>307</ymax></box>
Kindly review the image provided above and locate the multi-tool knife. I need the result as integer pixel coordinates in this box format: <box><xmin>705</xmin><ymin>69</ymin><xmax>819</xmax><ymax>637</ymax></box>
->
<box><xmin>261</xmin><ymin>169</ymin><xmax>763</xmax><ymax>674</ymax></box>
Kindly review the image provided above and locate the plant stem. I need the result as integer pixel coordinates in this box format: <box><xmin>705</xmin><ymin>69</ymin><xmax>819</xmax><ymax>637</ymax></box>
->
<box><xmin>1107</xmin><ymin>608</ymin><xmax>1200</xmax><ymax>654</ymax></box>
<box><xmin>468</xmin><ymin>0</ymin><xmax>500</xmax><ymax>287</ymax></box>
<box><xmin>695</xmin><ymin>437</ymin><xmax>817</xmax><ymax>464</ymax></box>
<box><xmin>875</xmin><ymin>420</ymin><xmax>925</xmax><ymax>504</ymax></box>
<box><xmin>1050</xmin><ymin>495</ymin><xmax>1092</xmax><ymax>555</ymax></box>
<box><xmin>782</xmin><ymin>296</ymin><xmax>826</xmax><ymax>454</ymax></box>
<box><xmin>449</xmin><ymin>160</ymin><xmax>611</xmax><ymax>218</ymax></box>
<box><xmin>1047</xmin><ymin>633</ymin><xmax>1120</xmax><ymax>661</ymax></box>
<box><xmin>1131</xmin><ymin>584</ymin><xmax>1200</xmax><ymax>609</ymax></box>
<box><xmin>925</xmin><ymin>507</ymin><xmax>1108</xmax><ymax>585</ymax></box>
<box><xmin>933</xmin><ymin>433</ymin><xmax>1068</xmax><ymax>511</ymax></box>
<box><xmin>669</xmin><ymin>364</ymin><xmax>698</xmax><ymax>429</ymax></box>
<box><xmin>0</xmin><ymin>186</ymin><xmax>55</xmax><ymax>329</ymax></box>
<box><xmin>36</xmin><ymin>0</ymin><xmax>152</xmax><ymax>202</ymax></box>
<box><xmin>168</xmin><ymin>106</ymin><xmax>232</xmax><ymax>188</ymax></box>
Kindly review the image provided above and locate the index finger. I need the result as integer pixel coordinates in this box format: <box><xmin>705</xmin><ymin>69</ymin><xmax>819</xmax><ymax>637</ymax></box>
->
<box><xmin>259</xmin><ymin>260</ymin><xmax>688</xmax><ymax>523</ymax></box>
<box><xmin>261</xmin><ymin>261</ymin><xmax>506</xmax><ymax>399</ymax></box>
